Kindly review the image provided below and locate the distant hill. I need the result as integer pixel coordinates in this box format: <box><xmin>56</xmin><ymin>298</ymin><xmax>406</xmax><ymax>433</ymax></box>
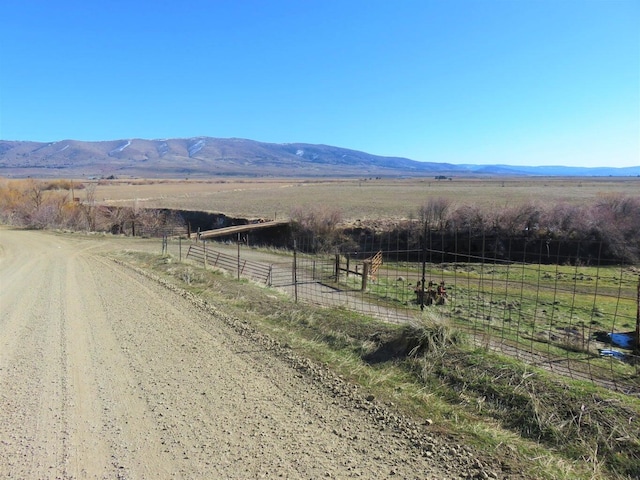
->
<box><xmin>0</xmin><ymin>137</ymin><xmax>638</xmax><ymax>178</ymax></box>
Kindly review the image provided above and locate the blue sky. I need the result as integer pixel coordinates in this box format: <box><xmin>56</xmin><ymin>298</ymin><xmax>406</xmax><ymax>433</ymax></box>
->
<box><xmin>1</xmin><ymin>0</ymin><xmax>638</xmax><ymax>167</ymax></box>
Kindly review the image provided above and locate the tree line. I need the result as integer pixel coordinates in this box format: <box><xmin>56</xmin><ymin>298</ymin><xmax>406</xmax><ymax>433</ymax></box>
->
<box><xmin>291</xmin><ymin>196</ymin><xmax>640</xmax><ymax>264</ymax></box>
<box><xmin>0</xmin><ymin>179</ymin><xmax>184</xmax><ymax>236</ymax></box>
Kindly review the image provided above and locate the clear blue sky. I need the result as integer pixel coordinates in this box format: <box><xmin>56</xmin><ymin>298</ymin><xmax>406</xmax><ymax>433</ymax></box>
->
<box><xmin>1</xmin><ymin>0</ymin><xmax>638</xmax><ymax>167</ymax></box>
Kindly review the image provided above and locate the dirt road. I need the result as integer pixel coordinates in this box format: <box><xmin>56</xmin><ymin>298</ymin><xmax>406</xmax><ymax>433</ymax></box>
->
<box><xmin>0</xmin><ymin>229</ymin><xmax>497</xmax><ymax>479</ymax></box>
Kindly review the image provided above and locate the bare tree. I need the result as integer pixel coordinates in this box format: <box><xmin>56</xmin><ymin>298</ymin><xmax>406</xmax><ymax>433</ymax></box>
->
<box><xmin>290</xmin><ymin>205</ymin><xmax>344</xmax><ymax>252</ymax></box>
<box><xmin>81</xmin><ymin>183</ymin><xmax>98</xmax><ymax>231</ymax></box>
<box><xmin>494</xmin><ymin>202</ymin><xmax>542</xmax><ymax>235</ymax></box>
<box><xmin>418</xmin><ymin>197</ymin><xmax>451</xmax><ymax>230</ymax></box>
<box><xmin>25</xmin><ymin>179</ymin><xmax>45</xmax><ymax>211</ymax></box>
<box><xmin>449</xmin><ymin>204</ymin><xmax>488</xmax><ymax>232</ymax></box>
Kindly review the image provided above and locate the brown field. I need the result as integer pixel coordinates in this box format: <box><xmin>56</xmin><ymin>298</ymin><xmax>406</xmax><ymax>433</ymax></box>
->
<box><xmin>83</xmin><ymin>176</ymin><xmax>640</xmax><ymax>221</ymax></box>
<box><xmin>3</xmin><ymin>177</ymin><xmax>639</xmax><ymax>478</ymax></box>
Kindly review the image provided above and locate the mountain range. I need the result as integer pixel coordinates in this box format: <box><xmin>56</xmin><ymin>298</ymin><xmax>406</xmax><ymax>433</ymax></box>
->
<box><xmin>1</xmin><ymin>137</ymin><xmax>638</xmax><ymax>178</ymax></box>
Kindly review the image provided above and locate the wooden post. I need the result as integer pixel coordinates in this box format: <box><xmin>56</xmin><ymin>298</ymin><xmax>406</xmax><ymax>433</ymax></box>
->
<box><xmin>334</xmin><ymin>254</ymin><xmax>340</xmax><ymax>282</ymax></box>
<box><xmin>346</xmin><ymin>254</ymin><xmax>350</xmax><ymax>277</ymax></box>
<box><xmin>361</xmin><ymin>261</ymin><xmax>370</xmax><ymax>291</ymax></box>
<box><xmin>203</xmin><ymin>241</ymin><xmax>207</xmax><ymax>269</ymax></box>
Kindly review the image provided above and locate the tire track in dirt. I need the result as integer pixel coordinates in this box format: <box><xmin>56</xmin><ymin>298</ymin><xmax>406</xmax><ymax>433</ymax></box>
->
<box><xmin>0</xmin><ymin>239</ymin><xmax>66</xmax><ymax>478</ymax></box>
<box><xmin>85</xmin><ymin>256</ymin><xmax>417</xmax><ymax>478</ymax></box>
<box><xmin>0</xmin><ymin>229</ymin><xmax>504</xmax><ymax>479</ymax></box>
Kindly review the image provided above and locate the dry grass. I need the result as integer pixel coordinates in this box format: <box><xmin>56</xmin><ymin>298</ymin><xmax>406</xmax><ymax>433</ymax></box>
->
<box><xmin>119</xmin><ymin>248</ymin><xmax>640</xmax><ymax>479</ymax></box>
<box><xmin>82</xmin><ymin>177</ymin><xmax>640</xmax><ymax>221</ymax></box>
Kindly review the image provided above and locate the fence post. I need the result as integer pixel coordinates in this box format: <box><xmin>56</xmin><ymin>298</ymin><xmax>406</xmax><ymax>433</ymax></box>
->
<box><xmin>334</xmin><ymin>254</ymin><xmax>340</xmax><ymax>282</ymax></box>
<box><xmin>420</xmin><ymin>224</ymin><xmax>427</xmax><ymax>311</ymax></box>
<box><xmin>293</xmin><ymin>240</ymin><xmax>298</xmax><ymax>303</ymax></box>
<box><xmin>179</xmin><ymin>237</ymin><xmax>182</xmax><ymax>262</ymax></box>
<box><xmin>635</xmin><ymin>275</ymin><xmax>640</xmax><ymax>354</ymax></box>
<box><xmin>237</xmin><ymin>233</ymin><xmax>241</xmax><ymax>280</ymax></box>
<box><xmin>203</xmin><ymin>241</ymin><xmax>207</xmax><ymax>269</ymax></box>
<box><xmin>361</xmin><ymin>261</ymin><xmax>369</xmax><ymax>291</ymax></box>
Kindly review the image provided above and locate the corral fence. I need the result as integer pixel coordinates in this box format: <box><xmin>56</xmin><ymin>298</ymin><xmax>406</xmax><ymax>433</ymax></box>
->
<box><xmin>162</xmin><ymin>232</ymin><xmax>640</xmax><ymax>395</ymax></box>
<box><xmin>185</xmin><ymin>242</ymin><xmax>292</xmax><ymax>286</ymax></box>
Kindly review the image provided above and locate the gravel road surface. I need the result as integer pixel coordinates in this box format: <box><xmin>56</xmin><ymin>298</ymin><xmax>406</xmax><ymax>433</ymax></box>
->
<box><xmin>0</xmin><ymin>229</ymin><xmax>502</xmax><ymax>479</ymax></box>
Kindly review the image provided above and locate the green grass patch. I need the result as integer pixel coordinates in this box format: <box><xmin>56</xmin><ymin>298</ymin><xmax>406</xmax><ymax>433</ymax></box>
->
<box><xmin>330</xmin><ymin>258</ymin><xmax>639</xmax><ymax>385</ymax></box>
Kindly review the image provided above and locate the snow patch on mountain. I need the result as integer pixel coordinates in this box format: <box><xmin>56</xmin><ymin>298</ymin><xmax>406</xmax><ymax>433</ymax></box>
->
<box><xmin>110</xmin><ymin>140</ymin><xmax>131</xmax><ymax>154</ymax></box>
<box><xmin>296</xmin><ymin>149</ymin><xmax>304</xmax><ymax>157</ymax></box>
<box><xmin>157</xmin><ymin>142</ymin><xmax>169</xmax><ymax>157</ymax></box>
<box><xmin>189</xmin><ymin>139</ymin><xmax>206</xmax><ymax>157</ymax></box>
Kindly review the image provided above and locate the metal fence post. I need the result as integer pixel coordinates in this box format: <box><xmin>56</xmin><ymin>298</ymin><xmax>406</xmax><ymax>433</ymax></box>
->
<box><xmin>635</xmin><ymin>275</ymin><xmax>640</xmax><ymax>354</ymax></box>
<box><xmin>237</xmin><ymin>233</ymin><xmax>241</xmax><ymax>280</ymax></box>
<box><xmin>293</xmin><ymin>240</ymin><xmax>298</xmax><ymax>303</ymax></box>
<box><xmin>420</xmin><ymin>224</ymin><xmax>427</xmax><ymax>311</ymax></box>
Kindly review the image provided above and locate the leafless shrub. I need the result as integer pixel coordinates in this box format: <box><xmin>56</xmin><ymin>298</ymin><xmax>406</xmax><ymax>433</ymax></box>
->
<box><xmin>100</xmin><ymin>206</ymin><xmax>133</xmax><ymax>234</ymax></box>
<box><xmin>124</xmin><ymin>208</ymin><xmax>186</xmax><ymax>237</ymax></box>
<box><xmin>30</xmin><ymin>202</ymin><xmax>61</xmax><ymax>229</ymax></box>
<box><xmin>539</xmin><ymin>202</ymin><xmax>588</xmax><ymax>238</ymax></box>
<box><xmin>418</xmin><ymin>197</ymin><xmax>451</xmax><ymax>230</ymax></box>
<box><xmin>59</xmin><ymin>202</ymin><xmax>88</xmax><ymax>230</ymax></box>
<box><xmin>291</xmin><ymin>205</ymin><xmax>342</xmax><ymax>235</ymax></box>
<box><xmin>40</xmin><ymin>179</ymin><xmax>85</xmax><ymax>191</ymax></box>
<box><xmin>290</xmin><ymin>205</ymin><xmax>343</xmax><ymax>252</ymax></box>
<box><xmin>448</xmin><ymin>204</ymin><xmax>489</xmax><ymax>232</ymax></box>
<box><xmin>492</xmin><ymin>202</ymin><xmax>542</xmax><ymax>235</ymax></box>
<box><xmin>591</xmin><ymin>195</ymin><xmax>640</xmax><ymax>262</ymax></box>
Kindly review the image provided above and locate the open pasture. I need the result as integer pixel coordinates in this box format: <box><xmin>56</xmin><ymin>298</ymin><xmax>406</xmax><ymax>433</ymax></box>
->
<box><xmin>71</xmin><ymin>174</ymin><xmax>640</xmax><ymax>389</ymax></box>
<box><xmin>88</xmin><ymin>176</ymin><xmax>640</xmax><ymax>221</ymax></box>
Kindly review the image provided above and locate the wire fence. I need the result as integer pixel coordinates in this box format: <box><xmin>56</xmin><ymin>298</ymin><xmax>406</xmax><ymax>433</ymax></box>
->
<box><xmin>163</xmin><ymin>232</ymin><xmax>640</xmax><ymax>395</ymax></box>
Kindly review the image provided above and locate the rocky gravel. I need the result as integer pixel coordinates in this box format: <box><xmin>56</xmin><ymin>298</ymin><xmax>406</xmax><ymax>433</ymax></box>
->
<box><xmin>0</xmin><ymin>229</ymin><xmax>514</xmax><ymax>479</ymax></box>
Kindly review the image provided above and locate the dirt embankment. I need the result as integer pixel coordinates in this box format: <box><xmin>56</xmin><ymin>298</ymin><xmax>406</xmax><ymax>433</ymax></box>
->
<box><xmin>0</xmin><ymin>229</ymin><xmax>506</xmax><ymax>479</ymax></box>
